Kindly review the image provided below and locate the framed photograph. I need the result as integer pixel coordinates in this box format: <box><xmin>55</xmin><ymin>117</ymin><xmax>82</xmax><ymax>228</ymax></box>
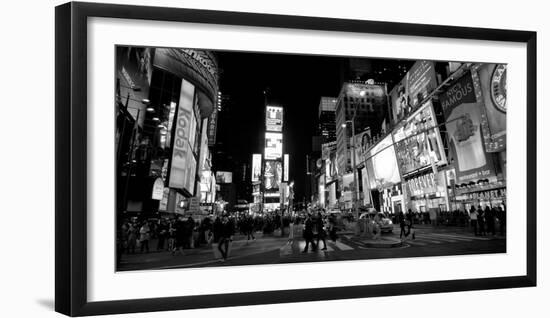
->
<box><xmin>55</xmin><ymin>1</ymin><xmax>536</xmax><ymax>316</ymax></box>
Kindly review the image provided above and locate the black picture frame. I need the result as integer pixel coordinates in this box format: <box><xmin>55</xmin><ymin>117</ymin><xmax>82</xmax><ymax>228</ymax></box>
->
<box><xmin>55</xmin><ymin>1</ymin><xmax>537</xmax><ymax>316</ymax></box>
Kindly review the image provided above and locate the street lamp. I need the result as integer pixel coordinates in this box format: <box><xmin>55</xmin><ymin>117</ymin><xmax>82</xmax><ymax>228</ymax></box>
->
<box><xmin>342</xmin><ymin>116</ymin><xmax>360</xmax><ymax>233</ymax></box>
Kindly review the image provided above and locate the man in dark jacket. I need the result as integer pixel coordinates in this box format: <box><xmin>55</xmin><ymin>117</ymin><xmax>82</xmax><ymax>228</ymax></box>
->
<box><xmin>302</xmin><ymin>214</ymin><xmax>317</xmax><ymax>253</ymax></box>
<box><xmin>218</xmin><ymin>215</ymin><xmax>234</xmax><ymax>261</ymax></box>
<box><xmin>315</xmin><ymin>212</ymin><xmax>327</xmax><ymax>250</ymax></box>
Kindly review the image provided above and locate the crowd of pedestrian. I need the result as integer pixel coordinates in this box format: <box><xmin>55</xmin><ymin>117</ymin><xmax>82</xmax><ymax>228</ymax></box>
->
<box><xmin>468</xmin><ymin>205</ymin><xmax>506</xmax><ymax>236</ymax></box>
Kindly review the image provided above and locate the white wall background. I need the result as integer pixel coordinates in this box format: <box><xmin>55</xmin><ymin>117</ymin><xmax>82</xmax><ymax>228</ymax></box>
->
<box><xmin>0</xmin><ymin>0</ymin><xmax>545</xmax><ymax>317</ymax></box>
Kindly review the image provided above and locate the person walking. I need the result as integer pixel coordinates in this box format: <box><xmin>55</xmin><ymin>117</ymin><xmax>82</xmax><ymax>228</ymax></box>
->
<box><xmin>399</xmin><ymin>211</ymin><xmax>407</xmax><ymax>239</ymax></box>
<box><xmin>315</xmin><ymin>212</ymin><xmax>327</xmax><ymax>250</ymax></box>
<box><xmin>287</xmin><ymin>217</ymin><xmax>295</xmax><ymax>244</ymax></box>
<box><xmin>167</xmin><ymin>219</ymin><xmax>176</xmax><ymax>252</ymax></box>
<box><xmin>328</xmin><ymin>214</ymin><xmax>338</xmax><ymax>242</ymax></box>
<box><xmin>217</xmin><ymin>215</ymin><xmax>234</xmax><ymax>262</ymax></box>
<box><xmin>497</xmin><ymin>206</ymin><xmax>506</xmax><ymax>236</ymax></box>
<box><xmin>139</xmin><ymin>221</ymin><xmax>150</xmax><ymax>253</ymax></box>
<box><xmin>486</xmin><ymin>206</ymin><xmax>496</xmax><ymax>236</ymax></box>
<box><xmin>469</xmin><ymin>206</ymin><xmax>479</xmax><ymax>236</ymax></box>
<box><xmin>156</xmin><ymin>219</ymin><xmax>168</xmax><ymax>251</ymax></box>
<box><xmin>126</xmin><ymin>222</ymin><xmax>138</xmax><ymax>254</ymax></box>
<box><xmin>245</xmin><ymin>215</ymin><xmax>255</xmax><ymax>242</ymax></box>
<box><xmin>185</xmin><ymin>217</ymin><xmax>196</xmax><ymax>249</ymax></box>
<box><xmin>173</xmin><ymin>217</ymin><xmax>186</xmax><ymax>256</ymax></box>
<box><xmin>302</xmin><ymin>214</ymin><xmax>317</xmax><ymax>253</ymax></box>
<box><xmin>477</xmin><ymin>206</ymin><xmax>486</xmax><ymax>236</ymax></box>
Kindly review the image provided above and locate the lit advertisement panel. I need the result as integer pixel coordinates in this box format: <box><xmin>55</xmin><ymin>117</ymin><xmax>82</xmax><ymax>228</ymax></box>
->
<box><xmin>365</xmin><ymin>135</ymin><xmax>401</xmax><ymax>189</ymax></box>
<box><xmin>168</xmin><ymin>78</ymin><xmax>196</xmax><ymax>195</ymax></box>
<box><xmin>407</xmin><ymin>60</ymin><xmax>437</xmax><ymax>108</ymax></box>
<box><xmin>215</xmin><ymin>171</ymin><xmax>233</xmax><ymax>184</ymax></box>
<box><xmin>353</xmin><ymin>129</ymin><xmax>372</xmax><ymax>165</ymax></box>
<box><xmin>283</xmin><ymin>154</ymin><xmax>289</xmax><ymax>182</ymax></box>
<box><xmin>252</xmin><ymin>154</ymin><xmax>262</xmax><ymax>182</ymax></box>
<box><xmin>264</xmin><ymin>132</ymin><xmax>283</xmax><ymax>160</ymax></box>
<box><xmin>439</xmin><ymin>72</ymin><xmax>496</xmax><ymax>184</ymax></box>
<box><xmin>389</xmin><ymin>76</ymin><xmax>409</xmax><ymax>124</ymax></box>
<box><xmin>264</xmin><ymin>160</ymin><xmax>282</xmax><ymax>191</ymax></box>
<box><xmin>389</xmin><ymin>60</ymin><xmax>437</xmax><ymax>124</ymax></box>
<box><xmin>322</xmin><ymin>142</ymin><xmax>338</xmax><ymax>183</ymax></box>
<box><xmin>266</xmin><ymin>106</ymin><xmax>283</xmax><ymax>132</ymax></box>
<box><xmin>392</xmin><ymin>101</ymin><xmax>446</xmax><ymax>176</ymax></box>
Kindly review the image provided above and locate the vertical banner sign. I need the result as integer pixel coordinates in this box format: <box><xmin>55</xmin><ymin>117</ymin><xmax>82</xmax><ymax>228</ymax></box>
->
<box><xmin>207</xmin><ymin>107</ymin><xmax>218</xmax><ymax>146</ymax></box>
<box><xmin>283</xmin><ymin>154</ymin><xmax>289</xmax><ymax>182</ymax></box>
<box><xmin>389</xmin><ymin>76</ymin><xmax>409</xmax><ymax>124</ymax></box>
<box><xmin>169</xmin><ymin>78</ymin><xmax>196</xmax><ymax>195</ymax></box>
<box><xmin>252</xmin><ymin>154</ymin><xmax>262</xmax><ymax>182</ymax></box>
<box><xmin>353</xmin><ymin>129</ymin><xmax>371</xmax><ymax>165</ymax></box>
<box><xmin>264</xmin><ymin>161</ymin><xmax>281</xmax><ymax>191</ymax></box>
<box><xmin>439</xmin><ymin>72</ymin><xmax>496</xmax><ymax>184</ymax></box>
<box><xmin>477</xmin><ymin>64</ymin><xmax>507</xmax><ymax>152</ymax></box>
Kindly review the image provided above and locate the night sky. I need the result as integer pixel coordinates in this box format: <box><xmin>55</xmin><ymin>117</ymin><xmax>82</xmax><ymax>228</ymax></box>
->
<box><xmin>213</xmin><ymin>50</ymin><xmax>410</xmax><ymax>202</ymax></box>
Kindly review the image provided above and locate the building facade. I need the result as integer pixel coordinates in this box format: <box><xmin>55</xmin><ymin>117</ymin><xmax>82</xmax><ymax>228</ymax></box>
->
<box><xmin>116</xmin><ymin>46</ymin><xmax>219</xmax><ymax>220</ymax></box>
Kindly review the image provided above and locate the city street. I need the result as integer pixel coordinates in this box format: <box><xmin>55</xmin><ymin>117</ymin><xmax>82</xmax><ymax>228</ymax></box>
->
<box><xmin>115</xmin><ymin>47</ymin><xmax>508</xmax><ymax>272</ymax></box>
<box><xmin>118</xmin><ymin>225</ymin><xmax>505</xmax><ymax>271</ymax></box>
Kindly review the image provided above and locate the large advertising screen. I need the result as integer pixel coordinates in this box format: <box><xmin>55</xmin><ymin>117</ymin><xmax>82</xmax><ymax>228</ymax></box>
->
<box><xmin>392</xmin><ymin>101</ymin><xmax>447</xmax><ymax>176</ymax></box>
<box><xmin>477</xmin><ymin>63</ymin><xmax>507</xmax><ymax>152</ymax></box>
<box><xmin>168</xmin><ymin>78</ymin><xmax>197</xmax><ymax>195</ymax></box>
<box><xmin>389</xmin><ymin>60</ymin><xmax>437</xmax><ymax>124</ymax></box>
<box><xmin>264</xmin><ymin>160</ymin><xmax>282</xmax><ymax>191</ymax></box>
<box><xmin>439</xmin><ymin>72</ymin><xmax>496</xmax><ymax>184</ymax></box>
<box><xmin>215</xmin><ymin>171</ymin><xmax>233</xmax><ymax>184</ymax></box>
<box><xmin>266</xmin><ymin>106</ymin><xmax>283</xmax><ymax>132</ymax></box>
<box><xmin>365</xmin><ymin>135</ymin><xmax>401</xmax><ymax>189</ymax></box>
<box><xmin>251</xmin><ymin>154</ymin><xmax>262</xmax><ymax>182</ymax></box>
<box><xmin>264</xmin><ymin>132</ymin><xmax>283</xmax><ymax>160</ymax></box>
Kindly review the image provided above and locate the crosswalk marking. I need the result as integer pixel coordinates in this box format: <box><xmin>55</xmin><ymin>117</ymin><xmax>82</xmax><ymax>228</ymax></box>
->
<box><xmin>430</xmin><ymin>233</ymin><xmax>490</xmax><ymax>241</ymax></box>
<box><xmin>429</xmin><ymin>233</ymin><xmax>476</xmax><ymax>241</ymax></box>
<box><xmin>405</xmin><ymin>240</ymin><xmax>427</xmax><ymax>246</ymax></box>
<box><xmin>414</xmin><ymin>238</ymin><xmax>444</xmax><ymax>244</ymax></box>
<box><xmin>332</xmin><ymin>241</ymin><xmax>354</xmax><ymax>251</ymax></box>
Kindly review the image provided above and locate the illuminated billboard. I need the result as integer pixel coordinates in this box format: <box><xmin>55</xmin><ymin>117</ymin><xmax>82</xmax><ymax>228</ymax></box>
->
<box><xmin>266</xmin><ymin>106</ymin><xmax>283</xmax><ymax>132</ymax></box>
<box><xmin>439</xmin><ymin>72</ymin><xmax>496</xmax><ymax>184</ymax></box>
<box><xmin>215</xmin><ymin>171</ymin><xmax>233</xmax><ymax>184</ymax></box>
<box><xmin>353</xmin><ymin>129</ymin><xmax>372</xmax><ymax>165</ymax></box>
<box><xmin>264</xmin><ymin>160</ymin><xmax>282</xmax><ymax>191</ymax></box>
<box><xmin>392</xmin><ymin>101</ymin><xmax>447</xmax><ymax>176</ymax></box>
<box><xmin>365</xmin><ymin>135</ymin><xmax>401</xmax><ymax>189</ymax></box>
<box><xmin>251</xmin><ymin>154</ymin><xmax>262</xmax><ymax>182</ymax></box>
<box><xmin>264</xmin><ymin>132</ymin><xmax>283</xmax><ymax>160</ymax></box>
<box><xmin>389</xmin><ymin>60</ymin><xmax>437</xmax><ymax>124</ymax></box>
<box><xmin>283</xmin><ymin>154</ymin><xmax>289</xmax><ymax>182</ymax></box>
<box><xmin>168</xmin><ymin>78</ymin><xmax>197</xmax><ymax>195</ymax></box>
<box><xmin>322</xmin><ymin>142</ymin><xmax>338</xmax><ymax>183</ymax></box>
